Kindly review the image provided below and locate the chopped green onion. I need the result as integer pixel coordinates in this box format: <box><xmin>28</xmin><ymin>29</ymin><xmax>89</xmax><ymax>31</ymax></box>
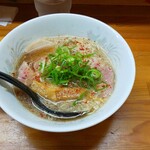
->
<box><xmin>72</xmin><ymin>91</ymin><xmax>88</xmax><ymax>106</ymax></box>
<box><xmin>39</xmin><ymin>45</ymin><xmax>103</xmax><ymax>90</ymax></box>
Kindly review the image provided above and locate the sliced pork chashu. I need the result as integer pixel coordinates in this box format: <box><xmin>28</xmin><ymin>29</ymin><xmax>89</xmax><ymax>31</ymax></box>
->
<box><xmin>23</xmin><ymin>39</ymin><xmax>55</xmax><ymax>62</ymax></box>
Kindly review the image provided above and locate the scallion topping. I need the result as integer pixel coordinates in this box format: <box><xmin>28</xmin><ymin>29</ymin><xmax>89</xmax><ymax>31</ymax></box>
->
<box><xmin>39</xmin><ymin>46</ymin><xmax>102</xmax><ymax>90</ymax></box>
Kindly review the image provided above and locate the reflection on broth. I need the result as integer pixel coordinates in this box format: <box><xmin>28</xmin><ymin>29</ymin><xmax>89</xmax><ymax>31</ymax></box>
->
<box><xmin>14</xmin><ymin>36</ymin><xmax>115</xmax><ymax>121</ymax></box>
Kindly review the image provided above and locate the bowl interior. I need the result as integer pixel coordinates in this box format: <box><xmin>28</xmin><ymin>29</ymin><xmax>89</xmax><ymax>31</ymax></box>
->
<box><xmin>0</xmin><ymin>14</ymin><xmax>135</xmax><ymax>132</ymax></box>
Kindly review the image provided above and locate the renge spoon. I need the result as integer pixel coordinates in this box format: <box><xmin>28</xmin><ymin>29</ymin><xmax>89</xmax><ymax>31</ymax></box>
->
<box><xmin>0</xmin><ymin>71</ymin><xmax>87</xmax><ymax>119</ymax></box>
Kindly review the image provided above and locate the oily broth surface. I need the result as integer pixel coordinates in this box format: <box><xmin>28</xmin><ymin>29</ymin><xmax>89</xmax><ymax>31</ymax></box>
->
<box><xmin>14</xmin><ymin>36</ymin><xmax>115</xmax><ymax>121</ymax></box>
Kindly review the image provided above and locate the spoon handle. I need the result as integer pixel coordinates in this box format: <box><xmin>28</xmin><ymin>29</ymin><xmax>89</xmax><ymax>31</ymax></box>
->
<box><xmin>0</xmin><ymin>71</ymin><xmax>46</xmax><ymax>112</ymax></box>
<box><xmin>0</xmin><ymin>71</ymin><xmax>38</xmax><ymax>100</ymax></box>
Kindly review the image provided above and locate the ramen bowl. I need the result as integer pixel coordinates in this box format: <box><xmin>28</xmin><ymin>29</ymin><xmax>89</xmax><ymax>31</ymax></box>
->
<box><xmin>0</xmin><ymin>14</ymin><xmax>135</xmax><ymax>132</ymax></box>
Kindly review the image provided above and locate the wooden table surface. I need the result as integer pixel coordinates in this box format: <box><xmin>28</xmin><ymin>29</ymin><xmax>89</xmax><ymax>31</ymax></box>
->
<box><xmin>0</xmin><ymin>3</ymin><xmax>150</xmax><ymax>150</ymax></box>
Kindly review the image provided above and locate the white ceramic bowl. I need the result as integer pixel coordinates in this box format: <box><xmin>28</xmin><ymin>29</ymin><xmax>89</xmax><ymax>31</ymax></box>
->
<box><xmin>0</xmin><ymin>14</ymin><xmax>135</xmax><ymax>132</ymax></box>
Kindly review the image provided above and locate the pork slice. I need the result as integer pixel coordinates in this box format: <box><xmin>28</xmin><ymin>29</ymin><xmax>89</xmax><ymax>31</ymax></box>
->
<box><xmin>23</xmin><ymin>39</ymin><xmax>55</xmax><ymax>62</ymax></box>
<box><xmin>23</xmin><ymin>46</ymin><xmax>55</xmax><ymax>63</ymax></box>
<box><xmin>95</xmin><ymin>64</ymin><xmax>115</xmax><ymax>98</ymax></box>
<box><xmin>99</xmin><ymin>65</ymin><xmax>114</xmax><ymax>98</ymax></box>
<box><xmin>88</xmin><ymin>57</ymin><xmax>114</xmax><ymax>85</ymax></box>
<box><xmin>100</xmin><ymin>65</ymin><xmax>114</xmax><ymax>85</ymax></box>
<box><xmin>17</xmin><ymin>61</ymin><xmax>35</xmax><ymax>86</ymax></box>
